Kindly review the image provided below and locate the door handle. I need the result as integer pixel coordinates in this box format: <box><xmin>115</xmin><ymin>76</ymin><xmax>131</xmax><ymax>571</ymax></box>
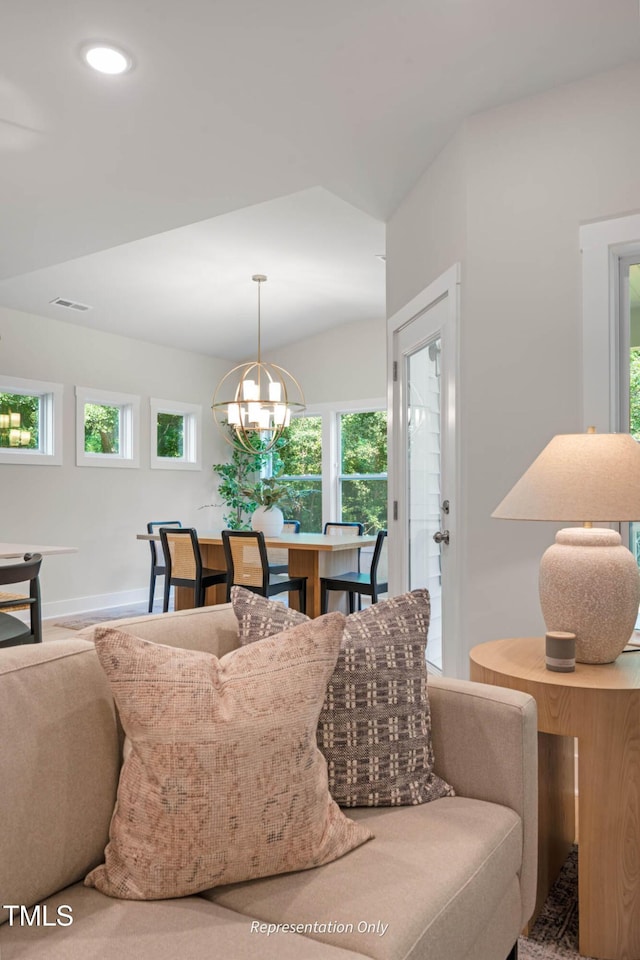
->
<box><xmin>433</xmin><ymin>530</ymin><xmax>450</xmax><ymax>545</ymax></box>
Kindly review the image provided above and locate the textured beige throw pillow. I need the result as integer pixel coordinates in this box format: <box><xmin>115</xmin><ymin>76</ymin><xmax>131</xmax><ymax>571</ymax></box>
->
<box><xmin>85</xmin><ymin>615</ymin><xmax>372</xmax><ymax>900</ymax></box>
<box><xmin>232</xmin><ymin>586</ymin><xmax>455</xmax><ymax>807</ymax></box>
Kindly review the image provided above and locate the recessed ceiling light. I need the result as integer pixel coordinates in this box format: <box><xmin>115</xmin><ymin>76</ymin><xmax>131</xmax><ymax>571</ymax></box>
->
<box><xmin>81</xmin><ymin>43</ymin><xmax>132</xmax><ymax>75</ymax></box>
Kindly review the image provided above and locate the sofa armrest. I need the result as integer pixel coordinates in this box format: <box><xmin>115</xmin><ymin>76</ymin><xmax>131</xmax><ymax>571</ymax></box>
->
<box><xmin>428</xmin><ymin>674</ymin><xmax>538</xmax><ymax>927</ymax></box>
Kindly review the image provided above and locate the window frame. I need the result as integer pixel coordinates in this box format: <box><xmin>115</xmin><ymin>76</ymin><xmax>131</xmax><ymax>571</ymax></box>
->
<box><xmin>0</xmin><ymin>374</ymin><xmax>63</xmax><ymax>466</ymax></box>
<box><xmin>279</xmin><ymin>398</ymin><xmax>386</xmax><ymax>531</ymax></box>
<box><xmin>75</xmin><ymin>385</ymin><xmax>140</xmax><ymax>468</ymax></box>
<box><xmin>150</xmin><ymin>397</ymin><xmax>202</xmax><ymax>471</ymax></box>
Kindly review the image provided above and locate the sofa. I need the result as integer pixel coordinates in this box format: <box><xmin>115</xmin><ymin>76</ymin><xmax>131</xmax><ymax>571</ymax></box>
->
<box><xmin>0</xmin><ymin>603</ymin><xmax>538</xmax><ymax>960</ymax></box>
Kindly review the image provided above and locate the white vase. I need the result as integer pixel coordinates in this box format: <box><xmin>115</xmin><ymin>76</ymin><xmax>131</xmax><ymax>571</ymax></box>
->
<box><xmin>251</xmin><ymin>505</ymin><xmax>284</xmax><ymax>536</ymax></box>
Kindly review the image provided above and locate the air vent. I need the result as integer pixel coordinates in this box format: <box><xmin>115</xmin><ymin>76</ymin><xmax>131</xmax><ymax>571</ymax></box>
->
<box><xmin>49</xmin><ymin>297</ymin><xmax>92</xmax><ymax>312</ymax></box>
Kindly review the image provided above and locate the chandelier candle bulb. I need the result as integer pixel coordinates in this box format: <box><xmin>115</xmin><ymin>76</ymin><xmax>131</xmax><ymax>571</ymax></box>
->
<box><xmin>545</xmin><ymin>631</ymin><xmax>576</xmax><ymax>672</ymax></box>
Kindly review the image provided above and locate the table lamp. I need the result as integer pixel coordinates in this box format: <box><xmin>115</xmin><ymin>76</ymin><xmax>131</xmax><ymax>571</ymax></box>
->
<box><xmin>492</xmin><ymin>428</ymin><xmax>640</xmax><ymax>663</ymax></box>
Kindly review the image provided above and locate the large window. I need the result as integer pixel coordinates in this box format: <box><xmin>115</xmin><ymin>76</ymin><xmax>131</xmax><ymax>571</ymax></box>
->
<box><xmin>277</xmin><ymin>404</ymin><xmax>387</xmax><ymax>533</ymax></box>
<box><xmin>0</xmin><ymin>375</ymin><xmax>63</xmax><ymax>465</ymax></box>
<box><xmin>339</xmin><ymin>411</ymin><xmax>387</xmax><ymax>534</ymax></box>
<box><xmin>278</xmin><ymin>416</ymin><xmax>323</xmax><ymax>531</ymax></box>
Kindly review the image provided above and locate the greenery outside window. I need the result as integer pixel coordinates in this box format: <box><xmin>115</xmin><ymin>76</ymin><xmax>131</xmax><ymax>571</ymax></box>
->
<box><xmin>278</xmin><ymin>416</ymin><xmax>323</xmax><ymax>531</ymax></box>
<box><xmin>150</xmin><ymin>398</ymin><xmax>201</xmax><ymax>470</ymax></box>
<box><xmin>339</xmin><ymin>411</ymin><xmax>388</xmax><ymax>534</ymax></box>
<box><xmin>76</xmin><ymin>386</ymin><xmax>139</xmax><ymax>468</ymax></box>
<box><xmin>0</xmin><ymin>375</ymin><xmax>63</xmax><ymax>465</ymax></box>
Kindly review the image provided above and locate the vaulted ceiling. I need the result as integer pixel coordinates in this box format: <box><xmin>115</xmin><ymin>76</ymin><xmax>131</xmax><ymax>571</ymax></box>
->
<box><xmin>1</xmin><ymin>0</ymin><xmax>638</xmax><ymax>357</ymax></box>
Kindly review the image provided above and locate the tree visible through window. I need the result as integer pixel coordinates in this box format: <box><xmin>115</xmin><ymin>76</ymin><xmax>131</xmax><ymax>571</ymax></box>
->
<box><xmin>0</xmin><ymin>393</ymin><xmax>39</xmax><ymax>449</ymax></box>
<box><xmin>340</xmin><ymin>412</ymin><xmax>387</xmax><ymax>534</ymax></box>
<box><xmin>84</xmin><ymin>403</ymin><xmax>120</xmax><ymax>454</ymax></box>
<box><xmin>279</xmin><ymin>417</ymin><xmax>323</xmax><ymax>531</ymax></box>
<box><xmin>157</xmin><ymin>412</ymin><xmax>184</xmax><ymax>458</ymax></box>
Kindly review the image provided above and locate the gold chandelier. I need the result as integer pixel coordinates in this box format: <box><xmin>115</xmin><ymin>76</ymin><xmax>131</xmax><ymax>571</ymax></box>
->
<box><xmin>211</xmin><ymin>275</ymin><xmax>306</xmax><ymax>453</ymax></box>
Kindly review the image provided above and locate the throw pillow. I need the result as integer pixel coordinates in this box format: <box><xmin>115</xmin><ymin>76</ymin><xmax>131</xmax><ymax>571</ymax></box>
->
<box><xmin>85</xmin><ymin>615</ymin><xmax>372</xmax><ymax>900</ymax></box>
<box><xmin>231</xmin><ymin>586</ymin><xmax>455</xmax><ymax>807</ymax></box>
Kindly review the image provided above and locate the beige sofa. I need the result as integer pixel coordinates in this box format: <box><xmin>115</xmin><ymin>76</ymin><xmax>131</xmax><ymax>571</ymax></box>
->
<box><xmin>0</xmin><ymin>604</ymin><xmax>537</xmax><ymax>960</ymax></box>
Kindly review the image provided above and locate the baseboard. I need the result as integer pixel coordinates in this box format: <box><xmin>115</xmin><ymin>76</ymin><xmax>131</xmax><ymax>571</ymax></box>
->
<box><xmin>41</xmin><ymin>587</ymin><xmax>148</xmax><ymax>622</ymax></box>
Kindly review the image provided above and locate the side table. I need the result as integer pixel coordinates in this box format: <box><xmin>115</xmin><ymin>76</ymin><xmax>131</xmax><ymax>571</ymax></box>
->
<box><xmin>470</xmin><ymin>637</ymin><xmax>640</xmax><ymax>960</ymax></box>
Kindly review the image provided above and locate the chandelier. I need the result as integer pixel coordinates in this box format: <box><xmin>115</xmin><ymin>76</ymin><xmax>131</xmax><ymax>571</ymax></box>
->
<box><xmin>212</xmin><ymin>275</ymin><xmax>306</xmax><ymax>453</ymax></box>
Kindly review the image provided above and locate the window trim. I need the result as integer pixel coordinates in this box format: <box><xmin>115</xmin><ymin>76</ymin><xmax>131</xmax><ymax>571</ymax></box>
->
<box><xmin>75</xmin><ymin>385</ymin><xmax>140</xmax><ymax>468</ymax></box>
<box><xmin>150</xmin><ymin>398</ymin><xmax>202</xmax><ymax>471</ymax></box>
<box><xmin>0</xmin><ymin>374</ymin><xmax>63</xmax><ymax>466</ymax></box>
<box><xmin>280</xmin><ymin>398</ymin><xmax>386</xmax><ymax>531</ymax></box>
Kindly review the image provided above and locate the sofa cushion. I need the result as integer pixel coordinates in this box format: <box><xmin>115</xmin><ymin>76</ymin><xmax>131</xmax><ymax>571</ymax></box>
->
<box><xmin>0</xmin><ymin>639</ymin><xmax>121</xmax><ymax>927</ymax></box>
<box><xmin>232</xmin><ymin>587</ymin><xmax>454</xmax><ymax>807</ymax></box>
<box><xmin>77</xmin><ymin>602</ymin><xmax>239</xmax><ymax>659</ymax></box>
<box><xmin>85</xmin><ymin>615</ymin><xmax>372</xmax><ymax>900</ymax></box>
<box><xmin>0</xmin><ymin>884</ymin><xmax>367</xmax><ymax>959</ymax></box>
<box><xmin>204</xmin><ymin>797</ymin><xmax>523</xmax><ymax>960</ymax></box>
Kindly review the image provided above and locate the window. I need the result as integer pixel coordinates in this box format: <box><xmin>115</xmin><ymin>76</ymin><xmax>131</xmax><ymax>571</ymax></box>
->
<box><xmin>277</xmin><ymin>402</ymin><xmax>387</xmax><ymax>533</ymax></box>
<box><xmin>339</xmin><ymin>411</ymin><xmax>387</xmax><ymax>534</ymax></box>
<box><xmin>76</xmin><ymin>386</ymin><xmax>139</xmax><ymax>468</ymax></box>
<box><xmin>0</xmin><ymin>375</ymin><xmax>63</xmax><ymax>465</ymax></box>
<box><xmin>278</xmin><ymin>416</ymin><xmax>323</xmax><ymax>530</ymax></box>
<box><xmin>150</xmin><ymin>398</ymin><xmax>201</xmax><ymax>470</ymax></box>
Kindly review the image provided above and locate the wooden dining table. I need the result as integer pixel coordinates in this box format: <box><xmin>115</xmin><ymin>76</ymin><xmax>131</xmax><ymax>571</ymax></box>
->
<box><xmin>137</xmin><ymin>530</ymin><xmax>376</xmax><ymax>618</ymax></box>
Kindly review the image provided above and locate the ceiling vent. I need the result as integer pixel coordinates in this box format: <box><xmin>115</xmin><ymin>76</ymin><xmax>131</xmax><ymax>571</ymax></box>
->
<box><xmin>49</xmin><ymin>297</ymin><xmax>92</xmax><ymax>312</ymax></box>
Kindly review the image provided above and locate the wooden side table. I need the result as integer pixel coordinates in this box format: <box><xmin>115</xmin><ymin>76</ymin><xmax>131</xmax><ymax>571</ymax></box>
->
<box><xmin>470</xmin><ymin>637</ymin><xmax>640</xmax><ymax>960</ymax></box>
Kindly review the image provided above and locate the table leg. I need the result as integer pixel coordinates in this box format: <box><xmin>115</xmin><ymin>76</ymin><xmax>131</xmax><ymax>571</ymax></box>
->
<box><xmin>524</xmin><ymin>731</ymin><xmax>575</xmax><ymax>933</ymax></box>
<box><xmin>577</xmin><ymin>690</ymin><xmax>640</xmax><ymax>960</ymax></box>
<box><xmin>288</xmin><ymin>549</ymin><xmax>319</xmax><ymax>618</ymax></box>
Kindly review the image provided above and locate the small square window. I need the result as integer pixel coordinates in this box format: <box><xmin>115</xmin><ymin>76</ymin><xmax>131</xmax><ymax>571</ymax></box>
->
<box><xmin>150</xmin><ymin>398</ymin><xmax>201</xmax><ymax>470</ymax></box>
<box><xmin>0</xmin><ymin>375</ymin><xmax>63</xmax><ymax>465</ymax></box>
<box><xmin>76</xmin><ymin>386</ymin><xmax>139</xmax><ymax>468</ymax></box>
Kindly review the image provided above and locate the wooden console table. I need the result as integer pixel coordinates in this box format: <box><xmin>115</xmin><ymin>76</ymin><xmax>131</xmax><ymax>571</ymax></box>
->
<box><xmin>470</xmin><ymin>637</ymin><xmax>640</xmax><ymax>960</ymax></box>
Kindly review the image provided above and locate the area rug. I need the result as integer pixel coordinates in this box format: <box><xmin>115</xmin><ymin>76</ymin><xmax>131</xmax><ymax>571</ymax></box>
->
<box><xmin>51</xmin><ymin>601</ymin><xmax>167</xmax><ymax>630</ymax></box>
<box><xmin>519</xmin><ymin>847</ymin><xmax>593</xmax><ymax>959</ymax></box>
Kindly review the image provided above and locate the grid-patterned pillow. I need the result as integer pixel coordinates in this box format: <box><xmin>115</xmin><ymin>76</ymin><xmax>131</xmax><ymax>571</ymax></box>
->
<box><xmin>85</xmin><ymin>616</ymin><xmax>372</xmax><ymax>900</ymax></box>
<box><xmin>231</xmin><ymin>587</ymin><xmax>454</xmax><ymax>807</ymax></box>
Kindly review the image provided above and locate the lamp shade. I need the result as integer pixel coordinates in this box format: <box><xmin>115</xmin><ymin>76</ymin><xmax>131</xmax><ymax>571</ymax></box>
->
<box><xmin>492</xmin><ymin>432</ymin><xmax>640</xmax><ymax>523</ymax></box>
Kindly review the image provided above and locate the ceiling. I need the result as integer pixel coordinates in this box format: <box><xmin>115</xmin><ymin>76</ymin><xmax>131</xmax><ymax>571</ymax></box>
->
<box><xmin>1</xmin><ymin>0</ymin><xmax>639</xmax><ymax>359</ymax></box>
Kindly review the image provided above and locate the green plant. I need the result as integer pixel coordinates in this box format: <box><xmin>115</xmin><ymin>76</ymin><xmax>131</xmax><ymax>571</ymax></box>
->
<box><xmin>207</xmin><ymin>426</ymin><xmax>286</xmax><ymax>530</ymax></box>
<box><xmin>242</xmin><ymin>476</ymin><xmax>297</xmax><ymax>511</ymax></box>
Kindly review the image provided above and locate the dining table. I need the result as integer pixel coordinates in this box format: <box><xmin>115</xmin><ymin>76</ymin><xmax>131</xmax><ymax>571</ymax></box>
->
<box><xmin>0</xmin><ymin>543</ymin><xmax>78</xmax><ymax>558</ymax></box>
<box><xmin>137</xmin><ymin>530</ymin><xmax>377</xmax><ymax>619</ymax></box>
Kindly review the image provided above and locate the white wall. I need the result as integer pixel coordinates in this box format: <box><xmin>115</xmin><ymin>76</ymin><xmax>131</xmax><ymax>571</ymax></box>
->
<box><xmin>0</xmin><ymin>307</ymin><xmax>386</xmax><ymax>615</ymax></box>
<box><xmin>387</xmin><ymin>60</ymin><xmax>640</xmax><ymax>671</ymax></box>
<box><xmin>264</xmin><ymin>316</ymin><xmax>386</xmax><ymax>405</ymax></box>
<box><xmin>0</xmin><ymin>307</ymin><xmax>230</xmax><ymax>615</ymax></box>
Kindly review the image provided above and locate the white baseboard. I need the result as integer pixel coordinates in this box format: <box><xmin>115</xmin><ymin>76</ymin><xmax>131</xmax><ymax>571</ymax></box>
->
<box><xmin>41</xmin><ymin>587</ymin><xmax>148</xmax><ymax>622</ymax></box>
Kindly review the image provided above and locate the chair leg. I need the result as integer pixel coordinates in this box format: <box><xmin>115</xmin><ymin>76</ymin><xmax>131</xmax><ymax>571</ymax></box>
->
<box><xmin>321</xmin><ymin>582</ymin><xmax>328</xmax><ymax>615</ymax></box>
<box><xmin>348</xmin><ymin>592</ymin><xmax>355</xmax><ymax>614</ymax></box>
<box><xmin>300</xmin><ymin>580</ymin><xmax>307</xmax><ymax>616</ymax></box>
<box><xmin>371</xmin><ymin>587</ymin><xmax>378</xmax><ymax>604</ymax></box>
<box><xmin>163</xmin><ymin>577</ymin><xmax>171</xmax><ymax>613</ymax></box>
<box><xmin>505</xmin><ymin>944</ymin><xmax>518</xmax><ymax>960</ymax></box>
<box><xmin>148</xmin><ymin>571</ymin><xmax>156</xmax><ymax>613</ymax></box>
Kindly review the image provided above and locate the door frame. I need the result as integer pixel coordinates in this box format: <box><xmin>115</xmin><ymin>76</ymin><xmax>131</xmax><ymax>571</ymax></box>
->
<box><xmin>387</xmin><ymin>263</ymin><xmax>461</xmax><ymax>676</ymax></box>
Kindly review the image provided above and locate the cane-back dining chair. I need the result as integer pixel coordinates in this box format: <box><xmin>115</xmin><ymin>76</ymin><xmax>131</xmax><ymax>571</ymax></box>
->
<box><xmin>320</xmin><ymin>530</ymin><xmax>387</xmax><ymax>614</ymax></box>
<box><xmin>0</xmin><ymin>552</ymin><xmax>43</xmax><ymax>648</ymax></box>
<box><xmin>159</xmin><ymin>527</ymin><xmax>227</xmax><ymax>613</ymax></box>
<box><xmin>222</xmin><ymin>530</ymin><xmax>307</xmax><ymax>614</ymax></box>
<box><xmin>146</xmin><ymin>520</ymin><xmax>182</xmax><ymax>612</ymax></box>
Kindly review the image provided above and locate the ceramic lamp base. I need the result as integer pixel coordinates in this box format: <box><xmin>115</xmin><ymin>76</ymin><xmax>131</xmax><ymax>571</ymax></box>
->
<box><xmin>539</xmin><ymin>527</ymin><xmax>640</xmax><ymax>664</ymax></box>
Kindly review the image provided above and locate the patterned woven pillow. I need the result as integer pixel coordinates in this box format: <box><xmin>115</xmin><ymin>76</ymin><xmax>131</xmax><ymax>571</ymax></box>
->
<box><xmin>232</xmin><ymin>587</ymin><xmax>454</xmax><ymax>807</ymax></box>
<box><xmin>85</xmin><ymin>615</ymin><xmax>372</xmax><ymax>900</ymax></box>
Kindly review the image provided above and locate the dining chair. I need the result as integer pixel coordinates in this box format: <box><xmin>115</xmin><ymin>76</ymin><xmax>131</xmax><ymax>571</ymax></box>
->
<box><xmin>320</xmin><ymin>530</ymin><xmax>388</xmax><ymax>614</ymax></box>
<box><xmin>0</xmin><ymin>553</ymin><xmax>43</xmax><ymax>647</ymax></box>
<box><xmin>159</xmin><ymin>527</ymin><xmax>227</xmax><ymax>613</ymax></box>
<box><xmin>147</xmin><ymin>520</ymin><xmax>182</xmax><ymax>612</ymax></box>
<box><xmin>222</xmin><ymin>530</ymin><xmax>307</xmax><ymax>614</ymax></box>
<box><xmin>323</xmin><ymin>521</ymin><xmax>365</xmax><ymax>605</ymax></box>
<box><xmin>268</xmin><ymin>518</ymin><xmax>301</xmax><ymax>575</ymax></box>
